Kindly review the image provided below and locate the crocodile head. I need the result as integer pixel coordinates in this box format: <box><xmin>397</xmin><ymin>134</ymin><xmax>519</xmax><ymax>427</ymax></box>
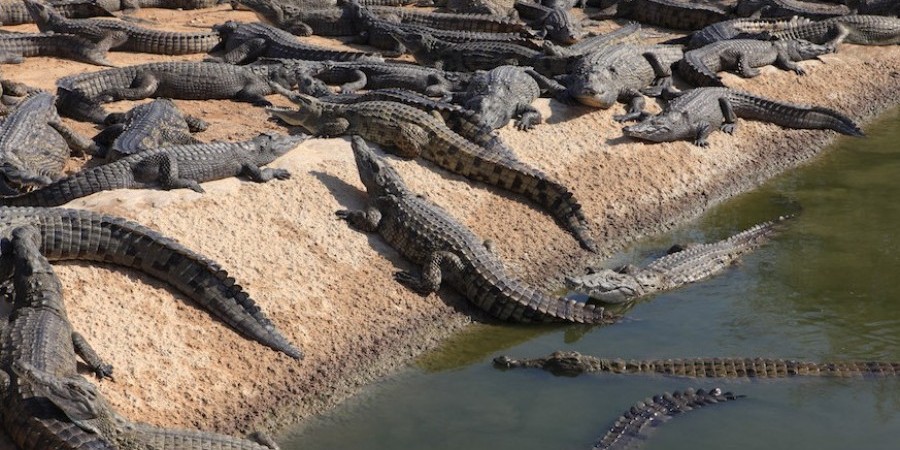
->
<box><xmin>466</xmin><ymin>96</ymin><xmax>514</xmax><ymax>130</ymax></box>
<box><xmin>564</xmin><ymin>267</ymin><xmax>645</xmax><ymax>303</ymax></box>
<box><xmin>622</xmin><ymin>111</ymin><xmax>696</xmax><ymax>143</ymax></box>
<box><xmin>252</xmin><ymin>132</ymin><xmax>309</xmax><ymax>159</ymax></box>
<box><xmin>12</xmin><ymin>361</ymin><xmax>109</xmax><ymax>434</ymax></box>
<box><xmin>782</xmin><ymin>39</ymin><xmax>833</xmax><ymax>61</ymax></box>
<box><xmin>212</xmin><ymin>20</ymin><xmax>241</xmax><ymax>39</ymax></box>
<box><xmin>23</xmin><ymin>0</ymin><xmax>55</xmax><ymax>28</ymax></box>
<box><xmin>265</xmin><ymin>94</ymin><xmax>325</xmax><ymax>134</ymax></box>
<box><xmin>349</xmin><ymin>135</ymin><xmax>406</xmax><ymax>197</ymax></box>
<box><xmin>566</xmin><ymin>70</ymin><xmax>618</xmax><ymax>108</ymax></box>
<box><xmin>542</xmin><ymin>8</ymin><xmax>581</xmax><ymax>45</ymax></box>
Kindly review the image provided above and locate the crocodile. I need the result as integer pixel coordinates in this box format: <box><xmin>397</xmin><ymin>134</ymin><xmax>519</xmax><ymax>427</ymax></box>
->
<box><xmin>451</xmin><ymin>65</ymin><xmax>566</xmax><ymax>131</ymax></box>
<box><xmin>233</xmin><ymin>1</ymin><xmax>359</xmax><ymax>36</ymax></box>
<box><xmin>851</xmin><ymin>0</ymin><xmax>900</xmax><ymax>15</ymax></box>
<box><xmin>594</xmin><ymin>388</ymin><xmax>744</xmax><ymax>450</ymax></box>
<box><xmin>564</xmin><ymin>217</ymin><xmax>788</xmax><ymax>304</ymax></box>
<box><xmin>445</xmin><ymin>0</ymin><xmax>517</xmax><ymax>16</ymax></box>
<box><xmin>493</xmin><ymin>351</ymin><xmax>900</xmax><ymax>377</ymax></box>
<box><xmin>55</xmin><ymin>61</ymin><xmax>295</xmax><ymax>123</ymax></box>
<box><xmin>0</xmin><ymin>76</ymin><xmax>41</xmax><ymax>115</ymax></box>
<box><xmin>559</xmin><ymin>43</ymin><xmax>684</xmax><ymax>118</ymax></box>
<box><xmin>591</xmin><ymin>0</ymin><xmax>734</xmax><ymax>31</ymax></box>
<box><xmin>0</xmin><ymin>133</ymin><xmax>304</xmax><ymax>206</ymax></box>
<box><xmin>734</xmin><ymin>0</ymin><xmax>853</xmax><ymax>19</ymax></box>
<box><xmin>93</xmin><ymin>98</ymin><xmax>208</xmax><ymax>160</ymax></box>
<box><xmin>0</xmin><ymin>206</ymin><xmax>303</xmax><ymax>359</ymax></box>
<box><xmin>337</xmin><ymin>135</ymin><xmax>613</xmax><ymax>322</ymax></box>
<box><xmin>268</xmin><ymin>93</ymin><xmax>599</xmax><ymax>252</ymax></box>
<box><xmin>668</xmin><ymin>16</ymin><xmax>815</xmax><ymax>49</ymax></box>
<box><xmin>541</xmin><ymin>22</ymin><xmax>643</xmax><ymax>57</ymax></box>
<box><xmin>211</xmin><ymin>20</ymin><xmax>383</xmax><ymax>64</ymax></box>
<box><xmin>25</xmin><ymin>0</ymin><xmax>222</xmax><ymax>56</ymax></box>
<box><xmin>0</xmin><ymin>0</ymin><xmax>114</xmax><ymax>26</ymax></box>
<box><xmin>677</xmin><ymin>39</ymin><xmax>832</xmax><ymax>87</ymax></box>
<box><xmin>765</xmin><ymin>15</ymin><xmax>900</xmax><ymax>46</ymax></box>
<box><xmin>513</xmin><ymin>0</ymin><xmax>580</xmax><ymax>44</ymax></box>
<box><xmin>0</xmin><ymin>225</ymin><xmax>285</xmax><ymax>450</ymax></box>
<box><xmin>369</xmin><ymin>5</ymin><xmax>530</xmax><ymax>33</ymax></box>
<box><xmin>0</xmin><ymin>30</ymin><xmax>115</xmax><ymax>66</ymax></box>
<box><xmin>390</xmin><ymin>29</ymin><xmax>570</xmax><ymax>74</ymax></box>
<box><xmin>622</xmin><ymin>87</ymin><xmax>864</xmax><ymax>146</ymax></box>
<box><xmin>0</xmin><ymin>92</ymin><xmax>98</xmax><ymax>195</ymax></box>
<box><xmin>99</xmin><ymin>0</ymin><xmax>221</xmax><ymax>12</ymax></box>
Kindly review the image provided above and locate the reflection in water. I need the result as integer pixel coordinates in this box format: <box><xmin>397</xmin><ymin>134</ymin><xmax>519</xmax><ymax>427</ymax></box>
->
<box><xmin>282</xmin><ymin>109</ymin><xmax>900</xmax><ymax>450</ymax></box>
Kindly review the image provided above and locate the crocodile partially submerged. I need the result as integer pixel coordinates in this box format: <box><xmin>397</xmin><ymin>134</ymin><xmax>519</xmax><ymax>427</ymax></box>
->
<box><xmin>765</xmin><ymin>14</ymin><xmax>900</xmax><ymax>46</ymax></box>
<box><xmin>560</xmin><ymin>43</ymin><xmax>683</xmax><ymax>118</ymax></box>
<box><xmin>25</xmin><ymin>0</ymin><xmax>222</xmax><ymax>55</ymax></box>
<box><xmin>0</xmin><ymin>133</ymin><xmax>304</xmax><ymax>206</ymax></box>
<box><xmin>622</xmin><ymin>87</ymin><xmax>864</xmax><ymax>146</ymax></box>
<box><xmin>0</xmin><ymin>30</ymin><xmax>115</xmax><ymax>66</ymax></box>
<box><xmin>734</xmin><ymin>0</ymin><xmax>852</xmax><ymax>20</ymax></box>
<box><xmin>56</xmin><ymin>61</ymin><xmax>295</xmax><ymax>123</ymax></box>
<box><xmin>212</xmin><ymin>20</ymin><xmax>383</xmax><ymax>64</ymax></box>
<box><xmin>0</xmin><ymin>206</ymin><xmax>303</xmax><ymax>359</ymax></box>
<box><xmin>337</xmin><ymin>135</ymin><xmax>613</xmax><ymax>322</ymax></box>
<box><xmin>0</xmin><ymin>92</ymin><xmax>98</xmax><ymax>195</ymax></box>
<box><xmin>493</xmin><ymin>351</ymin><xmax>900</xmax><ymax>377</ymax></box>
<box><xmin>564</xmin><ymin>217</ymin><xmax>788</xmax><ymax>304</ymax></box>
<box><xmin>93</xmin><ymin>98</ymin><xmax>208</xmax><ymax>160</ymax></box>
<box><xmin>677</xmin><ymin>39</ymin><xmax>831</xmax><ymax>87</ymax></box>
<box><xmin>267</xmin><ymin>92</ymin><xmax>599</xmax><ymax>252</ymax></box>
<box><xmin>594</xmin><ymin>388</ymin><xmax>744</xmax><ymax>450</ymax></box>
<box><xmin>0</xmin><ymin>225</ymin><xmax>283</xmax><ymax>450</ymax></box>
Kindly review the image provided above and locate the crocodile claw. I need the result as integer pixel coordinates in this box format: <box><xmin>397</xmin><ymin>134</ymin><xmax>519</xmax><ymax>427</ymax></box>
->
<box><xmin>393</xmin><ymin>271</ymin><xmax>430</xmax><ymax>296</ymax></box>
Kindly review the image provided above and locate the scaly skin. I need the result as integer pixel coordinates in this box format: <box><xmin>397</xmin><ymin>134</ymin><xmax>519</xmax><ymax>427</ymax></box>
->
<box><xmin>677</xmin><ymin>39</ymin><xmax>831</xmax><ymax>87</ymax></box>
<box><xmin>735</xmin><ymin>0</ymin><xmax>852</xmax><ymax>19</ymax></box>
<box><xmin>673</xmin><ymin>16</ymin><xmax>815</xmax><ymax>49</ymax></box>
<box><xmin>0</xmin><ymin>31</ymin><xmax>114</xmax><ymax>66</ymax></box>
<box><xmin>767</xmin><ymin>15</ymin><xmax>900</xmax><ymax>46</ymax></box>
<box><xmin>564</xmin><ymin>217</ymin><xmax>788</xmax><ymax>303</ymax></box>
<box><xmin>337</xmin><ymin>136</ymin><xmax>614</xmax><ymax>323</ymax></box>
<box><xmin>25</xmin><ymin>0</ymin><xmax>222</xmax><ymax>55</ymax></box>
<box><xmin>622</xmin><ymin>87</ymin><xmax>864</xmax><ymax>146</ymax></box>
<box><xmin>595</xmin><ymin>388</ymin><xmax>744</xmax><ymax>450</ymax></box>
<box><xmin>1</xmin><ymin>133</ymin><xmax>305</xmax><ymax>206</ymax></box>
<box><xmin>604</xmin><ymin>0</ymin><xmax>733</xmax><ymax>31</ymax></box>
<box><xmin>562</xmin><ymin>43</ymin><xmax>683</xmax><ymax>118</ymax></box>
<box><xmin>212</xmin><ymin>20</ymin><xmax>383</xmax><ymax>64</ymax></box>
<box><xmin>268</xmin><ymin>93</ymin><xmax>599</xmax><ymax>252</ymax></box>
<box><xmin>542</xmin><ymin>22</ymin><xmax>643</xmax><ymax>57</ymax></box>
<box><xmin>0</xmin><ymin>226</ymin><xmax>285</xmax><ymax>450</ymax></box>
<box><xmin>493</xmin><ymin>351</ymin><xmax>900</xmax><ymax>377</ymax></box>
<box><xmin>0</xmin><ymin>92</ymin><xmax>98</xmax><ymax>194</ymax></box>
<box><xmin>0</xmin><ymin>206</ymin><xmax>303</xmax><ymax>358</ymax></box>
<box><xmin>55</xmin><ymin>61</ymin><xmax>294</xmax><ymax>123</ymax></box>
<box><xmin>234</xmin><ymin>1</ymin><xmax>358</xmax><ymax>36</ymax></box>
<box><xmin>369</xmin><ymin>5</ymin><xmax>529</xmax><ymax>33</ymax></box>
<box><xmin>94</xmin><ymin>98</ymin><xmax>208</xmax><ymax>160</ymax></box>
<box><xmin>0</xmin><ymin>0</ymin><xmax>115</xmax><ymax>26</ymax></box>
<box><xmin>513</xmin><ymin>0</ymin><xmax>580</xmax><ymax>44</ymax></box>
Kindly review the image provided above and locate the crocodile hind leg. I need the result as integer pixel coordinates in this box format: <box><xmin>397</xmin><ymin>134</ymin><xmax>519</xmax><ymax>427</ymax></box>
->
<box><xmin>336</xmin><ymin>206</ymin><xmax>382</xmax><ymax>232</ymax></box>
<box><xmin>774</xmin><ymin>51</ymin><xmax>806</xmax><ymax>75</ymax></box>
<box><xmin>514</xmin><ymin>103</ymin><xmax>542</xmax><ymax>130</ymax></box>
<box><xmin>718</xmin><ymin>97</ymin><xmax>738</xmax><ymax>135</ymax></box>
<box><xmin>394</xmin><ymin>251</ymin><xmax>464</xmax><ymax>295</ymax></box>
<box><xmin>240</xmin><ymin>164</ymin><xmax>291</xmax><ymax>182</ymax></box>
<box><xmin>133</xmin><ymin>152</ymin><xmax>205</xmax><ymax>193</ymax></box>
<box><xmin>97</xmin><ymin>72</ymin><xmax>159</xmax><ymax>102</ymax></box>
<box><xmin>338</xmin><ymin>70</ymin><xmax>368</xmax><ymax>93</ymax></box>
<box><xmin>220</xmin><ymin>37</ymin><xmax>268</xmax><ymax>64</ymax></box>
<box><xmin>736</xmin><ymin>54</ymin><xmax>762</xmax><ymax>78</ymax></box>
<box><xmin>72</xmin><ymin>332</ymin><xmax>113</xmax><ymax>380</ymax></box>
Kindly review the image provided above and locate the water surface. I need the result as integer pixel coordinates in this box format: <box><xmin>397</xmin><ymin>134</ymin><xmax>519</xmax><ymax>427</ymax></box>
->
<box><xmin>283</xmin><ymin>109</ymin><xmax>900</xmax><ymax>450</ymax></box>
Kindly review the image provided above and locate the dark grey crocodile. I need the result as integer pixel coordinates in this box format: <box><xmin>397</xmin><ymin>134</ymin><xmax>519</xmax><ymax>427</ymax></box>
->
<box><xmin>102</xmin><ymin>0</ymin><xmax>221</xmax><ymax>12</ymax></box>
<box><xmin>0</xmin><ymin>30</ymin><xmax>115</xmax><ymax>66</ymax></box>
<box><xmin>669</xmin><ymin>16</ymin><xmax>815</xmax><ymax>49</ymax></box>
<box><xmin>337</xmin><ymin>135</ymin><xmax>613</xmax><ymax>322</ymax></box>
<box><xmin>513</xmin><ymin>0</ymin><xmax>580</xmax><ymax>44</ymax></box>
<box><xmin>0</xmin><ymin>225</ymin><xmax>284</xmax><ymax>450</ymax></box>
<box><xmin>564</xmin><ymin>217</ymin><xmax>788</xmax><ymax>303</ymax></box>
<box><xmin>0</xmin><ymin>77</ymin><xmax>41</xmax><ymax>115</ymax></box>
<box><xmin>622</xmin><ymin>87</ymin><xmax>864</xmax><ymax>146</ymax></box>
<box><xmin>93</xmin><ymin>98</ymin><xmax>208</xmax><ymax>160</ymax></box>
<box><xmin>594</xmin><ymin>0</ymin><xmax>733</xmax><ymax>31</ymax></box>
<box><xmin>444</xmin><ymin>0</ymin><xmax>517</xmax><ymax>15</ymax></box>
<box><xmin>0</xmin><ymin>92</ymin><xmax>98</xmax><ymax>195</ymax></box>
<box><xmin>734</xmin><ymin>0</ymin><xmax>852</xmax><ymax>19</ymax></box>
<box><xmin>594</xmin><ymin>388</ymin><xmax>744</xmax><ymax>450</ymax></box>
<box><xmin>542</xmin><ymin>22</ymin><xmax>643</xmax><ymax>58</ymax></box>
<box><xmin>267</xmin><ymin>92</ymin><xmax>599</xmax><ymax>252</ymax></box>
<box><xmin>451</xmin><ymin>65</ymin><xmax>566</xmax><ymax>131</ymax></box>
<box><xmin>493</xmin><ymin>351</ymin><xmax>900</xmax><ymax>377</ymax></box>
<box><xmin>0</xmin><ymin>0</ymin><xmax>114</xmax><ymax>26</ymax></box>
<box><xmin>55</xmin><ymin>61</ymin><xmax>294</xmax><ymax>123</ymax></box>
<box><xmin>766</xmin><ymin>15</ymin><xmax>900</xmax><ymax>46</ymax></box>
<box><xmin>369</xmin><ymin>5</ymin><xmax>530</xmax><ymax>33</ymax></box>
<box><xmin>851</xmin><ymin>0</ymin><xmax>900</xmax><ymax>16</ymax></box>
<box><xmin>234</xmin><ymin>1</ymin><xmax>357</xmax><ymax>36</ymax></box>
<box><xmin>1</xmin><ymin>133</ymin><xmax>304</xmax><ymax>206</ymax></box>
<box><xmin>0</xmin><ymin>206</ymin><xmax>303</xmax><ymax>359</ymax></box>
<box><xmin>560</xmin><ymin>43</ymin><xmax>683</xmax><ymax>119</ymax></box>
<box><xmin>677</xmin><ymin>39</ymin><xmax>831</xmax><ymax>87</ymax></box>
<box><xmin>26</xmin><ymin>0</ymin><xmax>222</xmax><ymax>55</ymax></box>
<box><xmin>212</xmin><ymin>20</ymin><xmax>383</xmax><ymax>64</ymax></box>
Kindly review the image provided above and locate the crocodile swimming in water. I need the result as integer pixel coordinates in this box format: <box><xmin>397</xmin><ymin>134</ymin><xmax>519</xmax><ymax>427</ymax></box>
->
<box><xmin>336</xmin><ymin>135</ymin><xmax>615</xmax><ymax>323</ymax></box>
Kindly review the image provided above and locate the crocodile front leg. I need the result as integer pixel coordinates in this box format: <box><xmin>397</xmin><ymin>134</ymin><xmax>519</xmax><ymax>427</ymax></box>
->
<box><xmin>240</xmin><ymin>164</ymin><xmax>291</xmax><ymax>182</ymax></box>
<box><xmin>234</xmin><ymin>81</ymin><xmax>276</xmax><ymax>107</ymax></box>
<box><xmin>514</xmin><ymin>103</ymin><xmax>542</xmax><ymax>130</ymax></box>
<box><xmin>394</xmin><ymin>250</ymin><xmax>464</xmax><ymax>295</ymax></box>
<box><xmin>693</xmin><ymin>121</ymin><xmax>714</xmax><ymax>147</ymax></box>
<box><xmin>49</xmin><ymin>118</ymin><xmax>101</xmax><ymax>156</ymax></box>
<box><xmin>613</xmin><ymin>91</ymin><xmax>646</xmax><ymax>122</ymax></box>
<box><xmin>336</xmin><ymin>206</ymin><xmax>382</xmax><ymax>232</ymax></box>
<box><xmin>221</xmin><ymin>37</ymin><xmax>268</xmax><ymax>64</ymax></box>
<box><xmin>774</xmin><ymin>50</ymin><xmax>806</xmax><ymax>75</ymax></box>
<box><xmin>718</xmin><ymin>97</ymin><xmax>738</xmax><ymax>135</ymax></box>
<box><xmin>72</xmin><ymin>332</ymin><xmax>113</xmax><ymax>380</ymax></box>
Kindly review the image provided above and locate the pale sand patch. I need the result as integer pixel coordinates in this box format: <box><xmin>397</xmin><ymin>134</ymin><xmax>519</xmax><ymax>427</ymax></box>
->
<box><xmin>0</xmin><ymin>4</ymin><xmax>897</xmax><ymax>446</ymax></box>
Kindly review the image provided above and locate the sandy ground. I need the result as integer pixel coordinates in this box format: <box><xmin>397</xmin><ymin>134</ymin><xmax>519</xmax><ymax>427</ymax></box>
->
<box><xmin>0</xmin><ymin>4</ymin><xmax>898</xmax><ymax>446</ymax></box>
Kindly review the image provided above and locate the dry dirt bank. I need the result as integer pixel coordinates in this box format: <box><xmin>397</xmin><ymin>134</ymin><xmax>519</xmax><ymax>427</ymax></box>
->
<box><xmin>0</xmin><ymin>4</ymin><xmax>898</xmax><ymax>446</ymax></box>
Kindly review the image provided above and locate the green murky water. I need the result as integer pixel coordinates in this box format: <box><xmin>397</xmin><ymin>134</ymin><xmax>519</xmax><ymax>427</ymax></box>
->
<box><xmin>283</xmin><ymin>108</ymin><xmax>900</xmax><ymax>450</ymax></box>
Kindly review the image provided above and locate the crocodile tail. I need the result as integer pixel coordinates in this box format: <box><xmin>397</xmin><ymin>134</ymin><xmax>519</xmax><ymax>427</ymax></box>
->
<box><xmin>136</xmin><ymin>31</ymin><xmax>223</xmax><ymax>55</ymax></box>
<box><xmin>1</xmin><ymin>162</ymin><xmax>137</xmax><ymax>207</ymax></box>
<box><xmin>3</xmin><ymin>206</ymin><xmax>303</xmax><ymax>359</ymax></box>
<box><xmin>677</xmin><ymin>51</ymin><xmax>724</xmax><ymax>87</ymax></box>
<box><xmin>727</xmin><ymin>91</ymin><xmax>864</xmax><ymax>136</ymax></box>
<box><xmin>121</xmin><ymin>423</ymin><xmax>275</xmax><ymax>450</ymax></box>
